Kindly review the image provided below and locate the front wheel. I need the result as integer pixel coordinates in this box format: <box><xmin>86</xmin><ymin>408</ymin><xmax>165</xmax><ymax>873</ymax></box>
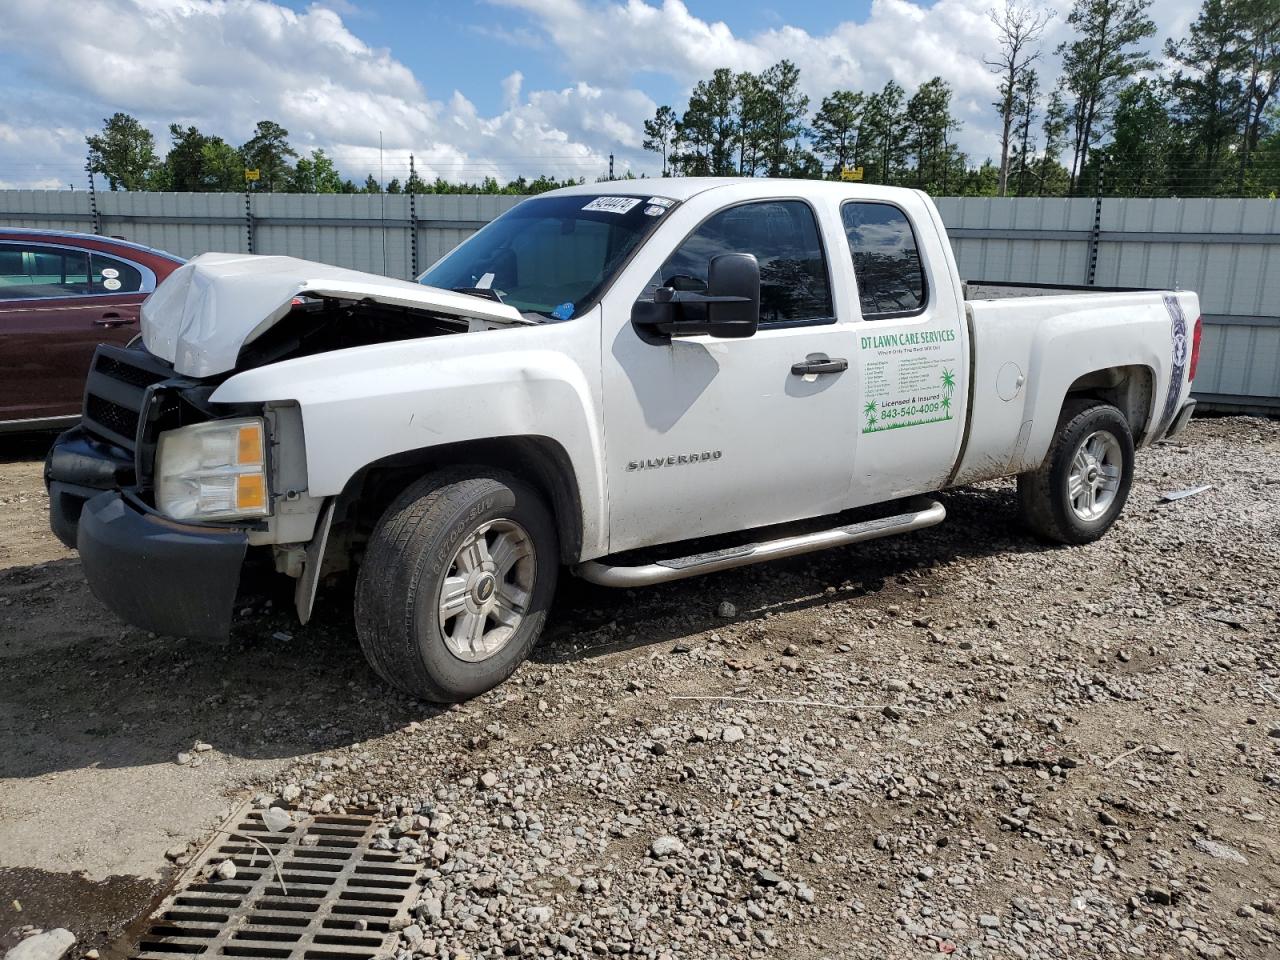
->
<box><xmin>354</xmin><ymin>469</ymin><xmax>559</xmax><ymax>702</ymax></box>
<box><xmin>1017</xmin><ymin>400</ymin><xmax>1134</xmax><ymax>545</ymax></box>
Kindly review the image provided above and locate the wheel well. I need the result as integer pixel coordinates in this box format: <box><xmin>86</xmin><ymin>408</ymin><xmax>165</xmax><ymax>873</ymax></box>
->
<box><xmin>330</xmin><ymin>436</ymin><xmax>584</xmax><ymax>568</ymax></box>
<box><xmin>1062</xmin><ymin>365</ymin><xmax>1155</xmax><ymax>444</ymax></box>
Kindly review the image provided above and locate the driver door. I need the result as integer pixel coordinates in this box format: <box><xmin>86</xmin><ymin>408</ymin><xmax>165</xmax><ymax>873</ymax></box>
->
<box><xmin>601</xmin><ymin>198</ymin><xmax>861</xmax><ymax>554</ymax></box>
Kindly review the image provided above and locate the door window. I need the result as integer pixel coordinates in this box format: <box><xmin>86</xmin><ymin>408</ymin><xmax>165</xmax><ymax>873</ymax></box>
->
<box><xmin>90</xmin><ymin>253</ymin><xmax>144</xmax><ymax>294</ymax></box>
<box><xmin>841</xmin><ymin>202</ymin><xmax>926</xmax><ymax>319</ymax></box>
<box><xmin>0</xmin><ymin>245</ymin><xmax>91</xmax><ymax>299</ymax></box>
<box><xmin>649</xmin><ymin>200</ymin><xmax>834</xmax><ymax>326</ymax></box>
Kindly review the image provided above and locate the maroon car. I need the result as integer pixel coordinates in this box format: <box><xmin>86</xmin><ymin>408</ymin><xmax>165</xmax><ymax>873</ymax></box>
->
<box><xmin>0</xmin><ymin>229</ymin><xmax>184</xmax><ymax>431</ymax></box>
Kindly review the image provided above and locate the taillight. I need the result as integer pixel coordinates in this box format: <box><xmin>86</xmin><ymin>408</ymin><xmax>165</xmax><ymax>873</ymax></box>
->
<box><xmin>1188</xmin><ymin>315</ymin><xmax>1203</xmax><ymax>382</ymax></box>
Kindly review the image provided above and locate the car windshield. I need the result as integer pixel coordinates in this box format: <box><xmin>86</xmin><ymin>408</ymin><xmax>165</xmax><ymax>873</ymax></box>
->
<box><xmin>418</xmin><ymin>194</ymin><xmax>676</xmax><ymax>321</ymax></box>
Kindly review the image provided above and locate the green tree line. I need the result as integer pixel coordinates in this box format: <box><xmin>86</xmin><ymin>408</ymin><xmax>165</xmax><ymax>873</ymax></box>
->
<box><xmin>85</xmin><ymin>117</ymin><xmax>584</xmax><ymax>195</ymax></box>
<box><xmin>642</xmin><ymin>0</ymin><xmax>1280</xmax><ymax>198</ymax></box>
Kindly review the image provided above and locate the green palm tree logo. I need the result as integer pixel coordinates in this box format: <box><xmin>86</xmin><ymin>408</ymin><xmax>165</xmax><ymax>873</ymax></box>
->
<box><xmin>941</xmin><ymin>368</ymin><xmax>956</xmax><ymax>399</ymax></box>
<box><xmin>941</xmin><ymin>394</ymin><xmax>952</xmax><ymax>415</ymax></box>
<box><xmin>863</xmin><ymin>399</ymin><xmax>878</xmax><ymax>430</ymax></box>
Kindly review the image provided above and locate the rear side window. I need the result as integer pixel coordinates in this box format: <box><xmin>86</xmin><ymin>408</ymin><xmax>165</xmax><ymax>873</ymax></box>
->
<box><xmin>0</xmin><ymin>245</ymin><xmax>90</xmax><ymax>299</ymax></box>
<box><xmin>842</xmin><ymin>202</ymin><xmax>926</xmax><ymax>319</ymax></box>
<box><xmin>91</xmin><ymin>253</ymin><xmax>144</xmax><ymax>294</ymax></box>
<box><xmin>652</xmin><ymin>200</ymin><xmax>834</xmax><ymax>325</ymax></box>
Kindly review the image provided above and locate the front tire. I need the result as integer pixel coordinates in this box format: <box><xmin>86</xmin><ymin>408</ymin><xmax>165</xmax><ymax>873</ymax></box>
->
<box><xmin>354</xmin><ymin>469</ymin><xmax>559</xmax><ymax>702</ymax></box>
<box><xmin>1017</xmin><ymin>400</ymin><xmax>1134</xmax><ymax>545</ymax></box>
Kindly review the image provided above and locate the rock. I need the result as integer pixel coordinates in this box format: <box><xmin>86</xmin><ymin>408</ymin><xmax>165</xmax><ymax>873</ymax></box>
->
<box><xmin>796</xmin><ymin>883</ymin><xmax>816</xmax><ymax>904</ymax></box>
<box><xmin>721</xmin><ymin>726</ymin><xmax>745</xmax><ymax>743</ymax></box>
<box><xmin>215</xmin><ymin>859</ymin><xmax>237</xmax><ymax>881</ymax></box>
<box><xmin>1147</xmin><ymin>885</ymin><xmax>1173</xmax><ymax>905</ymax></box>
<box><xmin>479</xmin><ymin>771</ymin><xmax>499</xmax><ymax>789</ymax></box>
<box><xmin>978</xmin><ymin>914</ymin><xmax>1000</xmax><ymax>929</ymax></box>
<box><xmin>650</xmin><ymin>836</ymin><xmax>685</xmax><ymax>858</ymax></box>
<box><xmin>756</xmin><ymin>868</ymin><xmax>783</xmax><ymax>886</ymax></box>
<box><xmin>716</xmin><ymin>601</ymin><xmax>736</xmax><ymax>618</ymax></box>
<box><xmin>400</xmin><ymin>924</ymin><xmax>424</xmax><ymax>949</ymax></box>
<box><xmin>281</xmin><ymin>784</ymin><xmax>301</xmax><ymax>802</ymax></box>
<box><xmin>175</xmin><ymin>752</ymin><xmax>192</xmax><ymax>766</ymax></box>
<box><xmin>1194</xmin><ymin>837</ymin><xmax>1247</xmax><ymax>864</ymax></box>
<box><xmin>193</xmin><ymin>741</ymin><xmax>213</xmax><ymax>753</ymax></box>
<box><xmin>262</xmin><ymin>806</ymin><xmax>292</xmax><ymax>833</ymax></box>
<box><xmin>164</xmin><ymin>845</ymin><xmax>187</xmax><ymax>861</ymax></box>
<box><xmin>525</xmin><ymin>906</ymin><xmax>553</xmax><ymax>925</ymax></box>
<box><xmin>4</xmin><ymin>930</ymin><xmax>75</xmax><ymax>960</ymax></box>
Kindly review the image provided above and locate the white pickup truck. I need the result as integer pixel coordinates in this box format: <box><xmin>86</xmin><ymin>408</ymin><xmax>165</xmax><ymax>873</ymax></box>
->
<box><xmin>46</xmin><ymin>179</ymin><xmax>1201</xmax><ymax>701</ymax></box>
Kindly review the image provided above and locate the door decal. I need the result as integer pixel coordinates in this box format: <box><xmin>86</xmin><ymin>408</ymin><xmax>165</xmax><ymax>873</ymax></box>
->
<box><xmin>859</xmin><ymin>328</ymin><xmax>961</xmax><ymax>433</ymax></box>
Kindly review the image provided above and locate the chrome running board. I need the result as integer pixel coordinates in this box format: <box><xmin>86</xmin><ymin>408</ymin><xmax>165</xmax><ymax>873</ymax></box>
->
<box><xmin>575</xmin><ymin>497</ymin><xmax>946</xmax><ymax>588</ymax></box>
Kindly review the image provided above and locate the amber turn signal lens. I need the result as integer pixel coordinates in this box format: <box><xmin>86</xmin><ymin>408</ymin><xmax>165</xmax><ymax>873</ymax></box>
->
<box><xmin>237</xmin><ymin>423</ymin><xmax>264</xmax><ymax>466</ymax></box>
<box><xmin>236</xmin><ymin>473</ymin><xmax>267</xmax><ymax>511</ymax></box>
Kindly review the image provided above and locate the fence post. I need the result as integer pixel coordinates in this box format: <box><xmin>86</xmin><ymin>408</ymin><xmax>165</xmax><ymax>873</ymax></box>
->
<box><xmin>244</xmin><ymin>187</ymin><xmax>255</xmax><ymax>254</ymax></box>
<box><xmin>85</xmin><ymin>160</ymin><xmax>101</xmax><ymax>236</ymax></box>
<box><xmin>409</xmin><ymin>154</ymin><xmax>419</xmax><ymax>279</ymax></box>
<box><xmin>1085</xmin><ymin>157</ymin><xmax>1105</xmax><ymax>286</ymax></box>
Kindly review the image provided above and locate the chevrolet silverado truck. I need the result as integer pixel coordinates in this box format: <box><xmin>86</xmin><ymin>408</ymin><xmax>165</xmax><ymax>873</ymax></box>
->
<box><xmin>45</xmin><ymin>179</ymin><xmax>1201</xmax><ymax>701</ymax></box>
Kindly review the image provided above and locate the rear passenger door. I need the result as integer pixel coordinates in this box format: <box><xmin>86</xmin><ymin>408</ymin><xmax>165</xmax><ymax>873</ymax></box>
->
<box><xmin>842</xmin><ymin>201</ymin><xmax>968</xmax><ymax>501</ymax></box>
<box><xmin>0</xmin><ymin>243</ymin><xmax>147</xmax><ymax>422</ymax></box>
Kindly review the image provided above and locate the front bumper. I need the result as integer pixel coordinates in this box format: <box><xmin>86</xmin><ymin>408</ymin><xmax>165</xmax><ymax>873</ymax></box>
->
<box><xmin>76</xmin><ymin>491</ymin><xmax>248</xmax><ymax>640</ymax></box>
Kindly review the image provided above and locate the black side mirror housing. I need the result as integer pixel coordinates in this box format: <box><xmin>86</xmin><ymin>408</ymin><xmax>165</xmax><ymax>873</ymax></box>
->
<box><xmin>632</xmin><ymin>253</ymin><xmax>760</xmax><ymax>340</ymax></box>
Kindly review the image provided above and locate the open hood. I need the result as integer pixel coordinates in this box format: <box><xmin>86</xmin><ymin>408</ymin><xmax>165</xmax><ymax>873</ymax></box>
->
<box><xmin>142</xmin><ymin>252</ymin><xmax>531</xmax><ymax>377</ymax></box>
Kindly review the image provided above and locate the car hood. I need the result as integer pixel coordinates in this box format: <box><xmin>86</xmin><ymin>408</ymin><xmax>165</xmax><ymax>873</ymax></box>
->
<box><xmin>141</xmin><ymin>252</ymin><xmax>530</xmax><ymax>377</ymax></box>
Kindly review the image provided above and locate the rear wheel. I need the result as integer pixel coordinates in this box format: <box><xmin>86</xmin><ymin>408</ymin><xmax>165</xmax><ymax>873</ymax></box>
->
<box><xmin>354</xmin><ymin>469</ymin><xmax>558</xmax><ymax>702</ymax></box>
<box><xmin>1017</xmin><ymin>400</ymin><xmax>1134</xmax><ymax>545</ymax></box>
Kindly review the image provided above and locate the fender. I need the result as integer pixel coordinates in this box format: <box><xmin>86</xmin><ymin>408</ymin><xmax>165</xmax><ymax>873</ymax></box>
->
<box><xmin>209</xmin><ymin>314</ymin><xmax>611</xmax><ymax>559</ymax></box>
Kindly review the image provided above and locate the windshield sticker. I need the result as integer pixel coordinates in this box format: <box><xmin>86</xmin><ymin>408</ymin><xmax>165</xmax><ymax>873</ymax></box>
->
<box><xmin>859</xmin><ymin>328</ymin><xmax>962</xmax><ymax>433</ymax></box>
<box><xmin>102</xmin><ymin>278</ymin><xmax>122</xmax><ymax>291</ymax></box>
<box><xmin>582</xmin><ymin>196</ymin><xmax>642</xmax><ymax>214</ymax></box>
<box><xmin>551</xmin><ymin>302</ymin><xmax>575</xmax><ymax>321</ymax></box>
<box><xmin>646</xmin><ymin>197</ymin><xmax>674</xmax><ymax>208</ymax></box>
<box><xmin>100</xmin><ymin>267</ymin><xmax>119</xmax><ymax>279</ymax></box>
<box><xmin>643</xmin><ymin>205</ymin><xmax>667</xmax><ymax>217</ymax></box>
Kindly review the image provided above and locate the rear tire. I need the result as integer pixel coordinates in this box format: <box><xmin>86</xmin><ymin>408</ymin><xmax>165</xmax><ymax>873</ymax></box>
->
<box><xmin>1017</xmin><ymin>400</ymin><xmax>1134</xmax><ymax>545</ymax></box>
<box><xmin>354</xmin><ymin>469</ymin><xmax>558</xmax><ymax>702</ymax></box>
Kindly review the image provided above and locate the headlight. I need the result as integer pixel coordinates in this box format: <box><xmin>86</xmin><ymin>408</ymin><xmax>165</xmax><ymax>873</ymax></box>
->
<box><xmin>156</xmin><ymin>417</ymin><xmax>270</xmax><ymax>521</ymax></box>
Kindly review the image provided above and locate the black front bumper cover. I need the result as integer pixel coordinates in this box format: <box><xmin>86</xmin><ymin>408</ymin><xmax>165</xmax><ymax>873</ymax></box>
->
<box><xmin>76</xmin><ymin>490</ymin><xmax>248</xmax><ymax>640</ymax></box>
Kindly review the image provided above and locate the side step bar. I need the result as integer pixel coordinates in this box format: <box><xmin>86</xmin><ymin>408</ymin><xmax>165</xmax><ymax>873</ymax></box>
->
<box><xmin>575</xmin><ymin>497</ymin><xmax>946</xmax><ymax>588</ymax></box>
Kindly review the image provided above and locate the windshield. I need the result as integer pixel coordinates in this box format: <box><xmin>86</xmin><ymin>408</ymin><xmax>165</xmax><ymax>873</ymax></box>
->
<box><xmin>418</xmin><ymin>194</ymin><xmax>676</xmax><ymax>321</ymax></box>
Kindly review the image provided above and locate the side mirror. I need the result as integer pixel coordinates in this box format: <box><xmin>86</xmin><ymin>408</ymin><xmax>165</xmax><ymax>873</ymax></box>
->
<box><xmin>632</xmin><ymin>253</ymin><xmax>760</xmax><ymax>340</ymax></box>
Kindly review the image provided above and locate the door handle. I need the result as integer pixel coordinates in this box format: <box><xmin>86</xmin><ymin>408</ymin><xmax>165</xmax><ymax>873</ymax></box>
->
<box><xmin>93</xmin><ymin>313</ymin><xmax>135</xmax><ymax>328</ymax></box>
<box><xmin>791</xmin><ymin>354</ymin><xmax>848</xmax><ymax>376</ymax></box>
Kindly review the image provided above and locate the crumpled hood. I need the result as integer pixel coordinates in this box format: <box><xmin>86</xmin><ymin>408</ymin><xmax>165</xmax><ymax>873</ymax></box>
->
<box><xmin>142</xmin><ymin>252</ymin><xmax>529</xmax><ymax>377</ymax></box>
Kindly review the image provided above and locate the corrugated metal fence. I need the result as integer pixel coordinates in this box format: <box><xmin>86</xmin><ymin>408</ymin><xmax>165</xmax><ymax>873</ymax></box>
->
<box><xmin>2</xmin><ymin>190</ymin><xmax>1277</xmax><ymax>412</ymax></box>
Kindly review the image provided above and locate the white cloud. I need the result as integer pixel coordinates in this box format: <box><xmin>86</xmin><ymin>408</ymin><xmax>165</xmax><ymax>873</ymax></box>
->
<box><xmin>0</xmin><ymin>0</ymin><xmax>1205</xmax><ymax>188</ymax></box>
<box><xmin>0</xmin><ymin>0</ymin><xmax>633</xmax><ymax>187</ymax></box>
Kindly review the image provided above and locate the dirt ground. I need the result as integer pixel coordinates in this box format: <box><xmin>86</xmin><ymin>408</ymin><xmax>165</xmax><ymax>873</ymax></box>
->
<box><xmin>0</xmin><ymin>417</ymin><xmax>1277</xmax><ymax>959</ymax></box>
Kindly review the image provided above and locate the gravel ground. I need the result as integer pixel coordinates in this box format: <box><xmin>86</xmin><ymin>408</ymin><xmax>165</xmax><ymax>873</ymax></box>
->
<box><xmin>3</xmin><ymin>415</ymin><xmax>1279</xmax><ymax>960</ymax></box>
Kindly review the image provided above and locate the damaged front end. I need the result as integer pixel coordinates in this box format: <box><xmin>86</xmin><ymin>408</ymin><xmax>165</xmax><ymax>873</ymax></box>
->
<box><xmin>48</xmin><ymin>253</ymin><xmax>528</xmax><ymax>638</ymax></box>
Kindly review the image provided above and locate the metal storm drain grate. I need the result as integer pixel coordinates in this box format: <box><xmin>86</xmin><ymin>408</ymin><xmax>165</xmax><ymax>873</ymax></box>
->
<box><xmin>133</xmin><ymin>810</ymin><xmax>421</xmax><ymax>960</ymax></box>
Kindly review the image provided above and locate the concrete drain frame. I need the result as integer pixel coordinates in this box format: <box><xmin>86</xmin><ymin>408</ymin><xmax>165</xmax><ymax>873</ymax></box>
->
<box><xmin>133</xmin><ymin>808</ymin><xmax>420</xmax><ymax>960</ymax></box>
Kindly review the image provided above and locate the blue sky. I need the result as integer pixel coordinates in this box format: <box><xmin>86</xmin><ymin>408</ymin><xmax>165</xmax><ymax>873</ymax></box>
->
<box><xmin>0</xmin><ymin>0</ymin><xmax>1200</xmax><ymax>189</ymax></box>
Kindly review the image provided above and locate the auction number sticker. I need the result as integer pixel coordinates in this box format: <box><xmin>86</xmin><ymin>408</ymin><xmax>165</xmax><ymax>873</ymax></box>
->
<box><xmin>101</xmin><ymin>267</ymin><xmax>119</xmax><ymax>279</ymax></box>
<box><xmin>582</xmin><ymin>196</ymin><xmax>641</xmax><ymax>214</ymax></box>
<box><xmin>103</xmin><ymin>278</ymin><xmax>122</xmax><ymax>290</ymax></box>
